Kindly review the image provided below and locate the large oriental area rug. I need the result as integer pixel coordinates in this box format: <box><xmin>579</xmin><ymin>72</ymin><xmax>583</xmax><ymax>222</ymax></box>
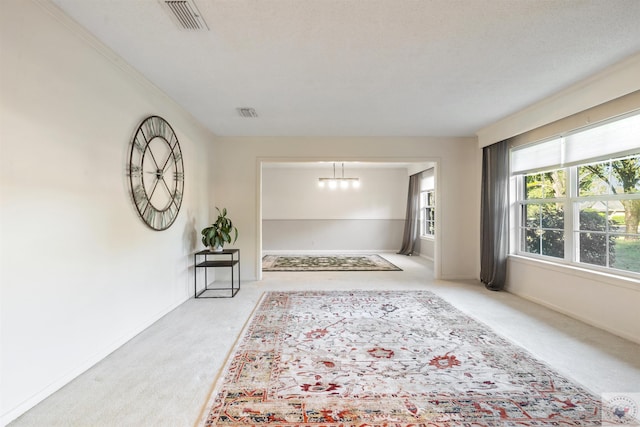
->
<box><xmin>201</xmin><ymin>291</ymin><xmax>603</xmax><ymax>426</ymax></box>
<box><xmin>262</xmin><ymin>254</ymin><xmax>401</xmax><ymax>272</ymax></box>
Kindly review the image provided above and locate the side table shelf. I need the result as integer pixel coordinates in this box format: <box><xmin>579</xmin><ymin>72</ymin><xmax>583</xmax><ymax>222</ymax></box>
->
<box><xmin>194</xmin><ymin>249</ymin><xmax>240</xmax><ymax>298</ymax></box>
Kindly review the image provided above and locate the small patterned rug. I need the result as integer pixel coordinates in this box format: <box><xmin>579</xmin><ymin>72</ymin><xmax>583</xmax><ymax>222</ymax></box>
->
<box><xmin>200</xmin><ymin>290</ymin><xmax>604</xmax><ymax>426</ymax></box>
<box><xmin>262</xmin><ymin>254</ymin><xmax>401</xmax><ymax>271</ymax></box>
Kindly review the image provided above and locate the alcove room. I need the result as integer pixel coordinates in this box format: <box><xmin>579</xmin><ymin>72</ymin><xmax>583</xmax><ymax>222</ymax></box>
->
<box><xmin>2</xmin><ymin>1</ymin><xmax>640</xmax><ymax>426</ymax></box>
<box><xmin>260</xmin><ymin>162</ymin><xmax>436</xmax><ymax>263</ymax></box>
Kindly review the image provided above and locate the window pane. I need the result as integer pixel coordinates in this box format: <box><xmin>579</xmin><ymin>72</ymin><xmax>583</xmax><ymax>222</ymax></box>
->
<box><xmin>523</xmin><ymin>228</ymin><xmax>540</xmax><ymax>254</ymax></box>
<box><xmin>611</xmin><ymin>199</ymin><xmax>640</xmax><ymax>235</ymax></box>
<box><xmin>525</xmin><ymin>204</ymin><xmax>539</xmax><ymax>228</ymax></box>
<box><xmin>611</xmin><ymin>155</ymin><xmax>640</xmax><ymax>195</ymax></box>
<box><xmin>525</xmin><ymin>174</ymin><xmax>542</xmax><ymax>199</ymax></box>
<box><xmin>542</xmin><ymin>170</ymin><xmax>566</xmax><ymax>197</ymax></box>
<box><xmin>578</xmin><ymin>231</ymin><xmax>608</xmax><ymax>267</ymax></box>
<box><xmin>578</xmin><ymin>162</ymin><xmax>611</xmax><ymax>196</ymax></box>
<box><xmin>579</xmin><ymin>203</ymin><xmax>609</xmax><ymax>232</ymax></box>
<box><xmin>610</xmin><ymin>198</ymin><xmax>639</xmax><ymax>273</ymax></box>
<box><xmin>541</xmin><ymin>203</ymin><xmax>564</xmax><ymax>229</ymax></box>
<box><xmin>611</xmin><ymin>235</ymin><xmax>640</xmax><ymax>273</ymax></box>
<box><xmin>542</xmin><ymin>230</ymin><xmax>564</xmax><ymax>258</ymax></box>
<box><xmin>525</xmin><ymin>170</ymin><xmax>565</xmax><ymax>199</ymax></box>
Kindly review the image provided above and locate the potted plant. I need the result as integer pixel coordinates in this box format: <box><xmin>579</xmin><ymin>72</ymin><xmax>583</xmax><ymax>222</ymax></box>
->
<box><xmin>201</xmin><ymin>207</ymin><xmax>238</xmax><ymax>252</ymax></box>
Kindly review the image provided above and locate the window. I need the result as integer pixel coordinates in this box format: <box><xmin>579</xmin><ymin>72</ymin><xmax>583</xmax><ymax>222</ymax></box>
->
<box><xmin>575</xmin><ymin>155</ymin><xmax>640</xmax><ymax>272</ymax></box>
<box><xmin>419</xmin><ymin>169</ymin><xmax>435</xmax><ymax>237</ymax></box>
<box><xmin>511</xmin><ymin>113</ymin><xmax>640</xmax><ymax>277</ymax></box>
<box><xmin>519</xmin><ymin>170</ymin><xmax>565</xmax><ymax>258</ymax></box>
<box><xmin>420</xmin><ymin>190</ymin><xmax>435</xmax><ymax>237</ymax></box>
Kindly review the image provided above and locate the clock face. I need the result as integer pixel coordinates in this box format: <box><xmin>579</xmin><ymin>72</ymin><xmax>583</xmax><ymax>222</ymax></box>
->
<box><xmin>127</xmin><ymin>116</ymin><xmax>184</xmax><ymax>231</ymax></box>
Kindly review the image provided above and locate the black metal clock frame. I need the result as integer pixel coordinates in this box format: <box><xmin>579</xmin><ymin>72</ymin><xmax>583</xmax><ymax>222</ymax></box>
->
<box><xmin>127</xmin><ymin>115</ymin><xmax>184</xmax><ymax>231</ymax></box>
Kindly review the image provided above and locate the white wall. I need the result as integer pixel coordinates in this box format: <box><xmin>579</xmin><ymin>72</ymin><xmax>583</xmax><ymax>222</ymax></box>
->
<box><xmin>417</xmin><ymin>236</ymin><xmax>435</xmax><ymax>260</ymax></box>
<box><xmin>262</xmin><ymin>166</ymin><xmax>408</xmax><ymax>252</ymax></box>
<box><xmin>211</xmin><ymin>137</ymin><xmax>479</xmax><ymax>281</ymax></box>
<box><xmin>479</xmin><ymin>55</ymin><xmax>640</xmax><ymax>344</ymax></box>
<box><xmin>0</xmin><ymin>1</ymin><xmax>213</xmax><ymax>423</ymax></box>
<box><xmin>507</xmin><ymin>258</ymin><xmax>640</xmax><ymax>344</ymax></box>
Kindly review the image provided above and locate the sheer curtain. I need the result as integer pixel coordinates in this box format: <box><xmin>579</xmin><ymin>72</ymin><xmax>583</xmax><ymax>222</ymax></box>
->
<box><xmin>480</xmin><ymin>140</ymin><xmax>509</xmax><ymax>291</ymax></box>
<box><xmin>398</xmin><ymin>173</ymin><xmax>421</xmax><ymax>255</ymax></box>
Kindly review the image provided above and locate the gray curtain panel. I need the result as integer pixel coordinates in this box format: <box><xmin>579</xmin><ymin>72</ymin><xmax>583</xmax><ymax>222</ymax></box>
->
<box><xmin>398</xmin><ymin>173</ymin><xmax>421</xmax><ymax>255</ymax></box>
<box><xmin>480</xmin><ymin>140</ymin><xmax>509</xmax><ymax>291</ymax></box>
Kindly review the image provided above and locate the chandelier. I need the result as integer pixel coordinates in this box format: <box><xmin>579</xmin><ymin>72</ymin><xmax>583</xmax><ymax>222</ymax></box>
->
<box><xmin>318</xmin><ymin>163</ymin><xmax>360</xmax><ymax>189</ymax></box>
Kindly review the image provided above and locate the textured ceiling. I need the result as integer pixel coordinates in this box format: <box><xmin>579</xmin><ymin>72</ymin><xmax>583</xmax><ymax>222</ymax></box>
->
<box><xmin>50</xmin><ymin>0</ymin><xmax>640</xmax><ymax>137</ymax></box>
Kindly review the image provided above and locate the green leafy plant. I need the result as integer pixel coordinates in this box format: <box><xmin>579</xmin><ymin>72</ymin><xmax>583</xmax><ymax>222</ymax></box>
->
<box><xmin>201</xmin><ymin>207</ymin><xmax>238</xmax><ymax>251</ymax></box>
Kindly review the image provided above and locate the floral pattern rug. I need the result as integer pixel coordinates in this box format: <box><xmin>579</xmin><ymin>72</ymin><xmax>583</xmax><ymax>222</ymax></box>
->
<box><xmin>262</xmin><ymin>254</ymin><xmax>401</xmax><ymax>271</ymax></box>
<box><xmin>201</xmin><ymin>291</ymin><xmax>603</xmax><ymax>426</ymax></box>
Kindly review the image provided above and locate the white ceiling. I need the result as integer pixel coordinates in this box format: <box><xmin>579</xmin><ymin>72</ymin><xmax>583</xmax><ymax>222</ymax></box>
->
<box><xmin>50</xmin><ymin>0</ymin><xmax>640</xmax><ymax>137</ymax></box>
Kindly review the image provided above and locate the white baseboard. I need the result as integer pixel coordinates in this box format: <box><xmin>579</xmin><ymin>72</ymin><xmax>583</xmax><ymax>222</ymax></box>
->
<box><xmin>506</xmin><ymin>290</ymin><xmax>640</xmax><ymax>345</ymax></box>
<box><xmin>439</xmin><ymin>274</ymin><xmax>478</xmax><ymax>281</ymax></box>
<box><xmin>417</xmin><ymin>253</ymin><xmax>434</xmax><ymax>261</ymax></box>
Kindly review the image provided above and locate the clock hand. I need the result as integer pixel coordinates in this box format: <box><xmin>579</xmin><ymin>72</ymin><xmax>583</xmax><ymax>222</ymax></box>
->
<box><xmin>147</xmin><ymin>148</ymin><xmax>161</xmax><ymax>171</ymax></box>
<box><xmin>145</xmin><ymin>170</ymin><xmax>164</xmax><ymax>178</ymax></box>
<box><xmin>147</xmin><ymin>177</ymin><xmax>160</xmax><ymax>200</ymax></box>
<box><xmin>159</xmin><ymin>176</ymin><xmax>174</xmax><ymax>197</ymax></box>
<box><xmin>162</xmin><ymin>154</ymin><xmax>178</xmax><ymax>172</ymax></box>
<box><xmin>161</xmin><ymin>144</ymin><xmax>182</xmax><ymax>172</ymax></box>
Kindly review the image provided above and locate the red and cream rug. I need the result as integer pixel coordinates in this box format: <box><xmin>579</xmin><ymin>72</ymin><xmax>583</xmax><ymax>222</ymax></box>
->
<box><xmin>200</xmin><ymin>291</ymin><xmax>603</xmax><ymax>426</ymax></box>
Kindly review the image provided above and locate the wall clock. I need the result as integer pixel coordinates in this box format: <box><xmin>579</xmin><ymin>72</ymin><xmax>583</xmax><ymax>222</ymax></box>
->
<box><xmin>127</xmin><ymin>115</ymin><xmax>184</xmax><ymax>231</ymax></box>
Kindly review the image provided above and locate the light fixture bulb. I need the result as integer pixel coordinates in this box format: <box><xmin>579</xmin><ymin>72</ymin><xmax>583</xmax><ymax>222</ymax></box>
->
<box><xmin>318</xmin><ymin>163</ymin><xmax>359</xmax><ymax>190</ymax></box>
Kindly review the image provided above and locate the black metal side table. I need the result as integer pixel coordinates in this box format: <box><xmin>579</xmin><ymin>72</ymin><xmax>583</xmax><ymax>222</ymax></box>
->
<box><xmin>194</xmin><ymin>249</ymin><xmax>240</xmax><ymax>298</ymax></box>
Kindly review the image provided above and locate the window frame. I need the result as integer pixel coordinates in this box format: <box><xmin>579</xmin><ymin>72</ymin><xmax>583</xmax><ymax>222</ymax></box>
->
<box><xmin>420</xmin><ymin>189</ymin><xmax>435</xmax><ymax>238</ymax></box>
<box><xmin>516</xmin><ymin>169</ymin><xmax>567</xmax><ymax>259</ymax></box>
<box><xmin>511</xmin><ymin>115</ymin><xmax>640</xmax><ymax>280</ymax></box>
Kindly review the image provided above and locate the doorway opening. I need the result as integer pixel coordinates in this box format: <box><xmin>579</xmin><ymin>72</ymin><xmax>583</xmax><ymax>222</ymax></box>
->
<box><xmin>256</xmin><ymin>158</ymin><xmax>441</xmax><ymax>280</ymax></box>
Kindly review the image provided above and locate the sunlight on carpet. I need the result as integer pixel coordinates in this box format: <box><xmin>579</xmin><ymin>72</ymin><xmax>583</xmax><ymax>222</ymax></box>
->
<box><xmin>200</xmin><ymin>290</ymin><xmax>604</xmax><ymax>426</ymax></box>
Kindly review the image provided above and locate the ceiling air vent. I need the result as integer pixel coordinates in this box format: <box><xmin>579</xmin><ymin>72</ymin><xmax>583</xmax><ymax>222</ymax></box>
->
<box><xmin>237</xmin><ymin>108</ymin><xmax>258</xmax><ymax>118</ymax></box>
<box><xmin>163</xmin><ymin>0</ymin><xmax>208</xmax><ymax>31</ymax></box>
